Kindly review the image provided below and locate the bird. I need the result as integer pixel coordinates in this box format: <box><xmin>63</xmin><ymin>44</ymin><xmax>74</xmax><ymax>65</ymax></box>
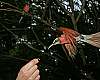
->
<box><xmin>48</xmin><ymin>27</ymin><xmax>100</xmax><ymax>57</ymax></box>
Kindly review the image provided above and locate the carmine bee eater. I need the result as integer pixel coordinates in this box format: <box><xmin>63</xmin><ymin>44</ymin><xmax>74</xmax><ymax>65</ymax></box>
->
<box><xmin>48</xmin><ymin>27</ymin><xmax>100</xmax><ymax>57</ymax></box>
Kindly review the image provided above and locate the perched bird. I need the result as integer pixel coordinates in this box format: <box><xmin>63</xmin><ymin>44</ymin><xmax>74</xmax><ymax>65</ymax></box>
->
<box><xmin>48</xmin><ymin>27</ymin><xmax>100</xmax><ymax>57</ymax></box>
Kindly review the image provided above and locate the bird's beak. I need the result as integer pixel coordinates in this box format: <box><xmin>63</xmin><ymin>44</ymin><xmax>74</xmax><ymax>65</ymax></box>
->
<box><xmin>48</xmin><ymin>38</ymin><xmax>60</xmax><ymax>49</ymax></box>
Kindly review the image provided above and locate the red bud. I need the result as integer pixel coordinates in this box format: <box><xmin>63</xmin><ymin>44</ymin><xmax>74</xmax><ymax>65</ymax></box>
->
<box><xmin>23</xmin><ymin>4</ymin><xmax>29</xmax><ymax>12</ymax></box>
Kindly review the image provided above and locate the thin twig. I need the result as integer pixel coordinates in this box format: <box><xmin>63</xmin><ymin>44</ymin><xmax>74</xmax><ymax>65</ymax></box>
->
<box><xmin>0</xmin><ymin>28</ymin><xmax>26</xmax><ymax>33</ymax></box>
<box><xmin>0</xmin><ymin>54</ymin><xmax>28</xmax><ymax>62</ymax></box>
<box><xmin>0</xmin><ymin>7</ymin><xmax>52</xmax><ymax>27</ymax></box>
<box><xmin>76</xmin><ymin>0</ymin><xmax>85</xmax><ymax>23</ymax></box>
<box><xmin>41</xmin><ymin>0</ymin><xmax>49</xmax><ymax>20</ymax></box>
<box><xmin>54</xmin><ymin>0</ymin><xmax>77</xmax><ymax>30</ymax></box>
<box><xmin>0</xmin><ymin>23</ymin><xmax>18</xmax><ymax>39</ymax></box>
<box><xmin>31</xmin><ymin>29</ymin><xmax>45</xmax><ymax>48</ymax></box>
<box><xmin>71</xmin><ymin>14</ymin><xmax>77</xmax><ymax>30</ymax></box>
<box><xmin>69</xmin><ymin>0</ymin><xmax>74</xmax><ymax>13</ymax></box>
<box><xmin>0</xmin><ymin>23</ymin><xmax>41</xmax><ymax>53</ymax></box>
<box><xmin>34</xmin><ymin>16</ymin><xmax>52</xmax><ymax>27</ymax></box>
<box><xmin>23</xmin><ymin>42</ymin><xmax>41</xmax><ymax>53</ymax></box>
<box><xmin>69</xmin><ymin>0</ymin><xmax>77</xmax><ymax>30</ymax></box>
<box><xmin>0</xmin><ymin>18</ymin><xmax>17</xmax><ymax>23</ymax></box>
<box><xmin>0</xmin><ymin>23</ymin><xmax>63</xmax><ymax>60</ymax></box>
<box><xmin>0</xmin><ymin>8</ymin><xmax>23</xmax><ymax>14</ymax></box>
<box><xmin>0</xmin><ymin>1</ymin><xmax>18</xmax><ymax>9</ymax></box>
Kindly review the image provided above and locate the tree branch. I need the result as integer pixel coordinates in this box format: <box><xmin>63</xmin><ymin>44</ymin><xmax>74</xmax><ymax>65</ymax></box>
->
<box><xmin>69</xmin><ymin>0</ymin><xmax>78</xmax><ymax>30</ymax></box>
<box><xmin>41</xmin><ymin>0</ymin><xmax>49</xmax><ymax>20</ymax></box>
<box><xmin>54</xmin><ymin>0</ymin><xmax>77</xmax><ymax>30</ymax></box>
<box><xmin>0</xmin><ymin>23</ymin><xmax>41</xmax><ymax>53</ymax></box>
<box><xmin>0</xmin><ymin>54</ymin><xmax>28</xmax><ymax>62</ymax></box>
<box><xmin>0</xmin><ymin>8</ymin><xmax>23</xmax><ymax>14</ymax></box>
<box><xmin>31</xmin><ymin>28</ymin><xmax>45</xmax><ymax>48</ymax></box>
<box><xmin>0</xmin><ymin>1</ymin><xmax>18</xmax><ymax>9</ymax></box>
<box><xmin>76</xmin><ymin>0</ymin><xmax>85</xmax><ymax>23</ymax></box>
<box><xmin>69</xmin><ymin>0</ymin><xmax>74</xmax><ymax>13</ymax></box>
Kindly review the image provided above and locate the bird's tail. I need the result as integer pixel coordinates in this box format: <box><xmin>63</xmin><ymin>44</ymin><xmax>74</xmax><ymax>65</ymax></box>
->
<box><xmin>80</xmin><ymin>32</ymin><xmax>100</xmax><ymax>48</ymax></box>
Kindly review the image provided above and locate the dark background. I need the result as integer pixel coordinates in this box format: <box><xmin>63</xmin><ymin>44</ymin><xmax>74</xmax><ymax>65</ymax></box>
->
<box><xmin>0</xmin><ymin>0</ymin><xmax>100</xmax><ymax>80</ymax></box>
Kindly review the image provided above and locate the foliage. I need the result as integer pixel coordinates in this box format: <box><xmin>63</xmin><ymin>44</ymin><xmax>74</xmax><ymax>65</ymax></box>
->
<box><xmin>0</xmin><ymin>0</ymin><xmax>100</xmax><ymax>80</ymax></box>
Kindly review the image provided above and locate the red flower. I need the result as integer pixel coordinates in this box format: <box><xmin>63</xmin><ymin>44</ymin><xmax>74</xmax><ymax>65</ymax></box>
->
<box><xmin>49</xmin><ymin>27</ymin><xmax>80</xmax><ymax>57</ymax></box>
<box><xmin>59</xmin><ymin>34</ymin><xmax>70</xmax><ymax>44</ymax></box>
<box><xmin>58</xmin><ymin>27</ymin><xmax>80</xmax><ymax>57</ymax></box>
<box><xmin>58</xmin><ymin>27</ymin><xmax>79</xmax><ymax>37</ymax></box>
<box><xmin>49</xmin><ymin>27</ymin><xmax>100</xmax><ymax>57</ymax></box>
<box><xmin>23</xmin><ymin>4</ymin><xmax>30</xmax><ymax>12</ymax></box>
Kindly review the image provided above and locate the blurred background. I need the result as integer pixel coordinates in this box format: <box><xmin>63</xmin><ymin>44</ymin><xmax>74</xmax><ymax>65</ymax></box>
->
<box><xmin>0</xmin><ymin>0</ymin><xmax>100</xmax><ymax>80</ymax></box>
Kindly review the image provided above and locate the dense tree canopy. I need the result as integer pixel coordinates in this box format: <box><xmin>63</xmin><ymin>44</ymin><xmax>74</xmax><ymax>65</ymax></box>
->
<box><xmin>0</xmin><ymin>0</ymin><xmax>100</xmax><ymax>80</ymax></box>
